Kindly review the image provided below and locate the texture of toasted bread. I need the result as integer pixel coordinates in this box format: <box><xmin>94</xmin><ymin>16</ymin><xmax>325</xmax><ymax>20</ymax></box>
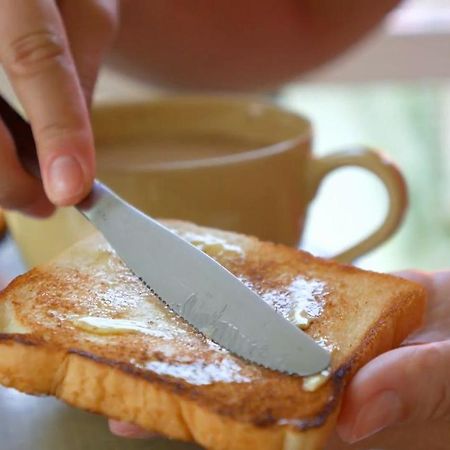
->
<box><xmin>0</xmin><ymin>220</ymin><xmax>426</xmax><ymax>450</ymax></box>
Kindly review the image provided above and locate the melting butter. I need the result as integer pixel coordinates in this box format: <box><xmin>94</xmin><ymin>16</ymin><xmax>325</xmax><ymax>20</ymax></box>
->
<box><xmin>177</xmin><ymin>231</ymin><xmax>245</xmax><ymax>257</ymax></box>
<box><xmin>290</xmin><ymin>308</ymin><xmax>311</xmax><ymax>329</ymax></box>
<box><xmin>303</xmin><ymin>369</ymin><xmax>330</xmax><ymax>392</ymax></box>
<box><xmin>71</xmin><ymin>316</ymin><xmax>172</xmax><ymax>338</ymax></box>
<box><xmin>316</xmin><ymin>336</ymin><xmax>339</xmax><ymax>353</ymax></box>
<box><xmin>243</xmin><ymin>277</ymin><xmax>328</xmax><ymax>330</ymax></box>
<box><xmin>286</xmin><ymin>278</ymin><xmax>327</xmax><ymax>329</ymax></box>
<box><xmin>144</xmin><ymin>358</ymin><xmax>251</xmax><ymax>385</ymax></box>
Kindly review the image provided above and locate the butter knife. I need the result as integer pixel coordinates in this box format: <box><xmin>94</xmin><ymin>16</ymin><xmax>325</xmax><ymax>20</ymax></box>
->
<box><xmin>0</xmin><ymin>96</ymin><xmax>330</xmax><ymax>376</ymax></box>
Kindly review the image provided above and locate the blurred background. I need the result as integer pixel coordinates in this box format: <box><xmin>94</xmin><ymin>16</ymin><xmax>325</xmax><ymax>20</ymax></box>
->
<box><xmin>279</xmin><ymin>0</ymin><xmax>450</xmax><ymax>272</ymax></box>
<box><xmin>90</xmin><ymin>0</ymin><xmax>450</xmax><ymax>272</ymax></box>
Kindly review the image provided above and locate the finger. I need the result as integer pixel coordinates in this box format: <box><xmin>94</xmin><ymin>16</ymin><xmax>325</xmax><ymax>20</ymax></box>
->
<box><xmin>58</xmin><ymin>0</ymin><xmax>118</xmax><ymax>104</ymax></box>
<box><xmin>337</xmin><ymin>341</ymin><xmax>450</xmax><ymax>443</ymax></box>
<box><xmin>394</xmin><ymin>270</ymin><xmax>450</xmax><ymax>346</ymax></box>
<box><xmin>0</xmin><ymin>117</ymin><xmax>54</xmax><ymax>216</ymax></box>
<box><xmin>0</xmin><ymin>0</ymin><xmax>95</xmax><ymax>206</ymax></box>
<box><xmin>108</xmin><ymin>420</ymin><xmax>159</xmax><ymax>439</ymax></box>
<box><xmin>393</xmin><ymin>270</ymin><xmax>434</xmax><ymax>298</ymax></box>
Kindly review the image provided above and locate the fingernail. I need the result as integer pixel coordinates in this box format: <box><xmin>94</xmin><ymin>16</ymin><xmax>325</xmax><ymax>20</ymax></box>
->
<box><xmin>344</xmin><ymin>391</ymin><xmax>403</xmax><ymax>443</ymax></box>
<box><xmin>47</xmin><ymin>155</ymin><xmax>85</xmax><ymax>205</ymax></box>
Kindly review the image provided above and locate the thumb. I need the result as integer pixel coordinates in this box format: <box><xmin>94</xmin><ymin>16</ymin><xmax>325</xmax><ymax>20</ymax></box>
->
<box><xmin>337</xmin><ymin>341</ymin><xmax>450</xmax><ymax>443</ymax></box>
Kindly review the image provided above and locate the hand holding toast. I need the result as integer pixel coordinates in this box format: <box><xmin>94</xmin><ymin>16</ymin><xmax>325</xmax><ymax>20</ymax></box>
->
<box><xmin>336</xmin><ymin>270</ymin><xmax>450</xmax><ymax>445</ymax></box>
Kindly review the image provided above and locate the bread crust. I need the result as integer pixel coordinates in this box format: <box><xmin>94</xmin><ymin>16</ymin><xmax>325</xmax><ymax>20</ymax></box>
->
<box><xmin>0</xmin><ymin>335</ymin><xmax>341</xmax><ymax>450</ymax></box>
<box><xmin>0</xmin><ymin>220</ymin><xmax>426</xmax><ymax>450</ymax></box>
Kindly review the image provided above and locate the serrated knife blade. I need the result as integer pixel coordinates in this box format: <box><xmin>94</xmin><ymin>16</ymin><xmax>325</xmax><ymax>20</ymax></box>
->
<box><xmin>78</xmin><ymin>182</ymin><xmax>330</xmax><ymax>376</ymax></box>
<box><xmin>0</xmin><ymin>95</ymin><xmax>330</xmax><ymax>376</ymax></box>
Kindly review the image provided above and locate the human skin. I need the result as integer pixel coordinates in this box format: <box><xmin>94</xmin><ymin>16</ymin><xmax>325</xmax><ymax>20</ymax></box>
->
<box><xmin>0</xmin><ymin>0</ymin><xmax>118</xmax><ymax>215</ymax></box>
<box><xmin>332</xmin><ymin>270</ymin><xmax>450</xmax><ymax>447</ymax></box>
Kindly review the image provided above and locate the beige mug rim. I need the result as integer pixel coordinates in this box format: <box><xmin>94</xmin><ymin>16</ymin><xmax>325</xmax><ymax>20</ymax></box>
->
<box><xmin>93</xmin><ymin>94</ymin><xmax>313</xmax><ymax>171</ymax></box>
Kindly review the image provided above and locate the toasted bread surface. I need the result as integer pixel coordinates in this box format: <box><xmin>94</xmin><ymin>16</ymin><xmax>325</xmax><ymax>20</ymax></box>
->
<box><xmin>0</xmin><ymin>221</ymin><xmax>426</xmax><ymax>450</ymax></box>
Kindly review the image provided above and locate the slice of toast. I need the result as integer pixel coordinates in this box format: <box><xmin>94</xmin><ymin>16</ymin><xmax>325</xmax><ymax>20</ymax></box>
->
<box><xmin>0</xmin><ymin>220</ymin><xmax>426</xmax><ymax>450</ymax></box>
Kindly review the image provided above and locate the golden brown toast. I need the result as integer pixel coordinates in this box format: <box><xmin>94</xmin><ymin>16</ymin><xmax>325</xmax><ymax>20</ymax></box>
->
<box><xmin>0</xmin><ymin>220</ymin><xmax>426</xmax><ymax>450</ymax></box>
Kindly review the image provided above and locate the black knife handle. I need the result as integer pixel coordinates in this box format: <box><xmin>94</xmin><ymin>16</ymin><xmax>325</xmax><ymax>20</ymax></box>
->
<box><xmin>0</xmin><ymin>95</ymin><xmax>41</xmax><ymax>180</ymax></box>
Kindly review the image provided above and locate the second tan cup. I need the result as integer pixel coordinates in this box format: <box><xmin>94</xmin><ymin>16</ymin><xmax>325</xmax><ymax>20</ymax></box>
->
<box><xmin>6</xmin><ymin>96</ymin><xmax>407</xmax><ymax>267</ymax></box>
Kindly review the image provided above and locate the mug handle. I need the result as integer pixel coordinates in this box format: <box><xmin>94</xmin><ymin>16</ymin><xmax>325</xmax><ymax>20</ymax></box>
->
<box><xmin>309</xmin><ymin>147</ymin><xmax>408</xmax><ymax>263</ymax></box>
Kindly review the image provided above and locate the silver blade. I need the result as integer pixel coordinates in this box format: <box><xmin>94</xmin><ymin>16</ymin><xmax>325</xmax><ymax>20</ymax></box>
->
<box><xmin>78</xmin><ymin>181</ymin><xmax>330</xmax><ymax>376</ymax></box>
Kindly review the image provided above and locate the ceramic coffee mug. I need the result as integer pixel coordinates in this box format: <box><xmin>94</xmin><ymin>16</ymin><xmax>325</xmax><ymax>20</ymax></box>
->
<box><xmin>6</xmin><ymin>95</ymin><xmax>407</xmax><ymax>267</ymax></box>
